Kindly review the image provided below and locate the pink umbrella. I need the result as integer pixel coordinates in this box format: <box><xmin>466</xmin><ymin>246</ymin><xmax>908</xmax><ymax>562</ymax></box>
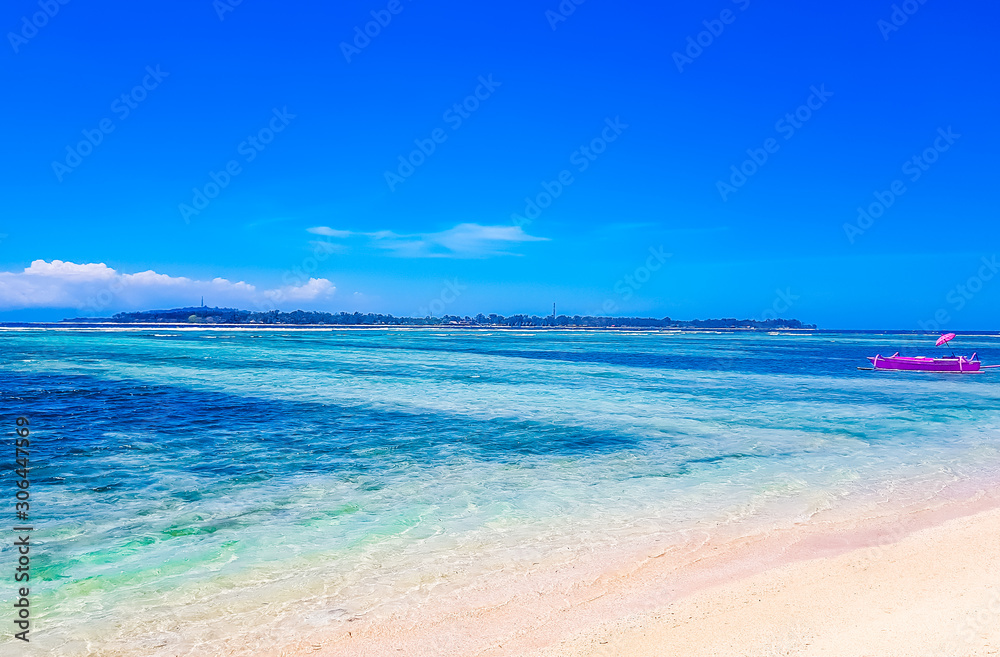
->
<box><xmin>936</xmin><ymin>332</ymin><xmax>956</xmax><ymax>347</ymax></box>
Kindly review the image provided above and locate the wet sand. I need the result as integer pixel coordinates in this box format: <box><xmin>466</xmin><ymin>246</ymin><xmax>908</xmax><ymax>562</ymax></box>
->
<box><xmin>265</xmin><ymin>491</ymin><xmax>1000</xmax><ymax>657</ymax></box>
<box><xmin>533</xmin><ymin>505</ymin><xmax>1000</xmax><ymax>657</ymax></box>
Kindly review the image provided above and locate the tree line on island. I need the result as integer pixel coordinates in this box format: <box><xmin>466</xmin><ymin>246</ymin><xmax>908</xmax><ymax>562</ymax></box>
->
<box><xmin>72</xmin><ymin>307</ymin><xmax>816</xmax><ymax>329</ymax></box>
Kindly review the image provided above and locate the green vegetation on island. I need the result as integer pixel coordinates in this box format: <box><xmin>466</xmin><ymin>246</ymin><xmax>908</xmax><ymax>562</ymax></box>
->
<box><xmin>63</xmin><ymin>307</ymin><xmax>816</xmax><ymax>329</ymax></box>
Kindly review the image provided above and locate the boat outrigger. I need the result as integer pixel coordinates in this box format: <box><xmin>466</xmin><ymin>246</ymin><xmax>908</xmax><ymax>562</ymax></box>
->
<box><xmin>865</xmin><ymin>333</ymin><xmax>999</xmax><ymax>373</ymax></box>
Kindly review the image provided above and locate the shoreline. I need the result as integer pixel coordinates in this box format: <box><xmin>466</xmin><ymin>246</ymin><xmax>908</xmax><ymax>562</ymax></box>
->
<box><xmin>535</xmin><ymin>503</ymin><xmax>1000</xmax><ymax>657</ymax></box>
<box><xmin>260</xmin><ymin>482</ymin><xmax>1000</xmax><ymax>657</ymax></box>
<box><xmin>31</xmin><ymin>478</ymin><xmax>1000</xmax><ymax>656</ymax></box>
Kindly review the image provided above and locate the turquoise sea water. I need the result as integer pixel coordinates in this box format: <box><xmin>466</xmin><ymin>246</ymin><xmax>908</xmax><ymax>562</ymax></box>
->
<box><xmin>2</xmin><ymin>328</ymin><xmax>1000</xmax><ymax>654</ymax></box>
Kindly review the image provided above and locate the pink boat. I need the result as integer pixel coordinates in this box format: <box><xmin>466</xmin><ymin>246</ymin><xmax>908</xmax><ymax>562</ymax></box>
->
<box><xmin>869</xmin><ymin>352</ymin><xmax>982</xmax><ymax>372</ymax></box>
<box><xmin>865</xmin><ymin>333</ymin><xmax>1000</xmax><ymax>372</ymax></box>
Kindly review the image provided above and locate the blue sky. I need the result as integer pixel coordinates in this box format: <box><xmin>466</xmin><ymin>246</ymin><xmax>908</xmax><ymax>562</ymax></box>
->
<box><xmin>1</xmin><ymin>0</ymin><xmax>997</xmax><ymax>328</ymax></box>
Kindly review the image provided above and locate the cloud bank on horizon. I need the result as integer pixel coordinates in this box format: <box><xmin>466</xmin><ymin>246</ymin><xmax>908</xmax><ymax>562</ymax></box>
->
<box><xmin>0</xmin><ymin>260</ymin><xmax>335</xmax><ymax>315</ymax></box>
<box><xmin>0</xmin><ymin>222</ymin><xmax>548</xmax><ymax>315</ymax></box>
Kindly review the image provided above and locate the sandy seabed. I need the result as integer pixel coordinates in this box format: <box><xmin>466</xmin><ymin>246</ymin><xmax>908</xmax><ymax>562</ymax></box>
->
<box><xmin>257</xmin><ymin>492</ymin><xmax>1000</xmax><ymax>657</ymax></box>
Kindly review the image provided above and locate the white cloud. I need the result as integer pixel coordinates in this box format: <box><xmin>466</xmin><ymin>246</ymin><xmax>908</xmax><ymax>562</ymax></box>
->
<box><xmin>307</xmin><ymin>226</ymin><xmax>352</xmax><ymax>238</ymax></box>
<box><xmin>0</xmin><ymin>260</ymin><xmax>336</xmax><ymax>314</ymax></box>
<box><xmin>23</xmin><ymin>259</ymin><xmax>118</xmax><ymax>281</ymax></box>
<box><xmin>262</xmin><ymin>277</ymin><xmax>335</xmax><ymax>303</ymax></box>
<box><xmin>306</xmin><ymin>222</ymin><xmax>548</xmax><ymax>258</ymax></box>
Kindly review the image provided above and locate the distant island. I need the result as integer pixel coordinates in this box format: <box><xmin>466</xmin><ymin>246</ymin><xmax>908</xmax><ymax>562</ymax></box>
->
<box><xmin>62</xmin><ymin>306</ymin><xmax>817</xmax><ymax>329</ymax></box>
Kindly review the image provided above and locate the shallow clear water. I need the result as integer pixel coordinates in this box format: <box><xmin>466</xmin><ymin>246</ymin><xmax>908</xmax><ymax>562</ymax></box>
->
<box><xmin>2</xmin><ymin>328</ymin><xmax>1000</xmax><ymax>653</ymax></box>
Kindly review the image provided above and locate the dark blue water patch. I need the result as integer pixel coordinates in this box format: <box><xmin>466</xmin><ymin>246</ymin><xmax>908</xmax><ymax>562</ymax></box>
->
<box><xmin>283</xmin><ymin>338</ymin><xmax>865</xmax><ymax>377</ymax></box>
<box><xmin>0</xmin><ymin>372</ymin><xmax>667</xmax><ymax>504</ymax></box>
<box><xmin>9</xmin><ymin>333</ymin><xmax>999</xmax><ymax>405</ymax></box>
<box><xmin>6</xmin><ymin>342</ymin><xmax>941</xmax><ymax>413</ymax></box>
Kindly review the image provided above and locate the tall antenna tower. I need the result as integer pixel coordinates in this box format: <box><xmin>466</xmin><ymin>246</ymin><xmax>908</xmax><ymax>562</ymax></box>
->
<box><xmin>552</xmin><ymin>302</ymin><xmax>556</xmax><ymax>318</ymax></box>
